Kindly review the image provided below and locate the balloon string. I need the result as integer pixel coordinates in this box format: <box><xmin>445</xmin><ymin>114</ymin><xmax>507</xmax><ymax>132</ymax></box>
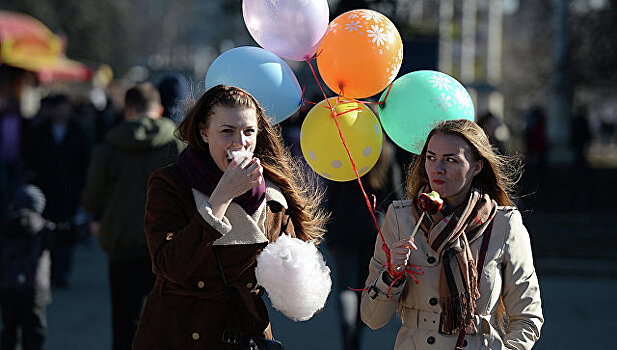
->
<box><xmin>378</xmin><ymin>83</ymin><xmax>394</xmax><ymax>106</ymax></box>
<box><xmin>334</xmin><ymin>107</ymin><xmax>362</xmax><ymax>117</ymax></box>
<box><xmin>300</xmin><ymin>86</ymin><xmax>319</xmax><ymax>107</ymax></box>
<box><xmin>300</xmin><ymin>86</ymin><xmax>306</xmax><ymax>106</ymax></box>
<box><xmin>329</xmin><ymin>95</ymin><xmax>422</xmax><ymax>297</ymax></box>
<box><xmin>305</xmin><ymin>57</ymin><xmax>421</xmax><ymax>300</ymax></box>
<box><xmin>305</xmin><ymin>58</ymin><xmax>333</xmax><ymax>110</ymax></box>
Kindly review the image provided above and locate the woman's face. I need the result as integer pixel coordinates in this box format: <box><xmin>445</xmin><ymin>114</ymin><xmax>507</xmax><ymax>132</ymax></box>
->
<box><xmin>424</xmin><ymin>133</ymin><xmax>483</xmax><ymax>207</ymax></box>
<box><xmin>201</xmin><ymin>105</ymin><xmax>258</xmax><ymax>172</ymax></box>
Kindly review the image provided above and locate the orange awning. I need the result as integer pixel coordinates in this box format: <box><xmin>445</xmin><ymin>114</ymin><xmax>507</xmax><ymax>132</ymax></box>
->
<box><xmin>0</xmin><ymin>11</ymin><xmax>92</xmax><ymax>83</ymax></box>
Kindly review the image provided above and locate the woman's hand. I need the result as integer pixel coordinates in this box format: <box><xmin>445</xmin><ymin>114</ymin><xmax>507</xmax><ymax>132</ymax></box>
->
<box><xmin>390</xmin><ymin>237</ymin><xmax>417</xmax><ymax>274</ymax></box>
<box><xmin>208</xmin><ymin>157</ymin><xmax>263</xmax><ymax>219</ymax></box>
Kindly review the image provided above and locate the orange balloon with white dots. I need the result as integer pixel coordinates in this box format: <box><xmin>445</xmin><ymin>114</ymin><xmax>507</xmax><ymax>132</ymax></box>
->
<box><xmin>316</xmin><ymin>9</ymin><xmax>403</xmax><ymax>99</ymax></box>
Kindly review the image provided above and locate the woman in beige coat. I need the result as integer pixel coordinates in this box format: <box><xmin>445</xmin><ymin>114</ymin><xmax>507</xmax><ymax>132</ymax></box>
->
<box><xmin>361</xmin><ymin>119</ymin><xmax>543</xmax><ymax>349</ymax></box>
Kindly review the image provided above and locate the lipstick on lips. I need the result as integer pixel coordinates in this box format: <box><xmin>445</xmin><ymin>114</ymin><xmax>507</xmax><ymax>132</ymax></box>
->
<box><xmin>432</xmin><ymin>178</ymin><xmax>445</xmax><ymax>185</ymax></box>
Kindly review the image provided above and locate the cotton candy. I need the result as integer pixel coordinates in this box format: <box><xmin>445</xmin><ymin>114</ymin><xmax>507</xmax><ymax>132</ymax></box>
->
<box><xmin>226</xmin><ymin>148</ymin><xmax>253</xmax><ymax>163</ymax></box>
<box><xmin>255</xmin><ymin>234</ymin><xmax>331</xmax><ymax>321</ymax></box>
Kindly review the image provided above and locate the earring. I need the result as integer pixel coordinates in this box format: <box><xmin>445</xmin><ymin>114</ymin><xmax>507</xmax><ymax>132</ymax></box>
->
<box><xmin>201</xmin><ymin>134</ymin><xmax>208</xmax><ymax>143</ymax></box>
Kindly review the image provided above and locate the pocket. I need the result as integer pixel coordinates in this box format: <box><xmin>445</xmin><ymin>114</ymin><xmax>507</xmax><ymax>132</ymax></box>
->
<box><xmin>477</xmin><ymin>315</ymin><xmax>505</xmax><ymax>350</ymax></box>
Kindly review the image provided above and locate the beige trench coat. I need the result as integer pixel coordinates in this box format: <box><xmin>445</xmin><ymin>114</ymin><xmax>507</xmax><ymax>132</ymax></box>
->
<box><xmin>361</xmin><ymin>200</ymin><xmax>543</xmax><ymax>350</ymax></box>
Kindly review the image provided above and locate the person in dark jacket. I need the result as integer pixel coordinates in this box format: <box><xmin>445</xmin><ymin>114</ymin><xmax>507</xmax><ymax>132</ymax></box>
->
<box><xmin>325</xmin><ymin>139</ymin><xmax>403</xmax><ymax>350</ymax></box>
<box><xmin>0</xmin><ymin>184</ymin><xmax>53</xmax><ymax>350</ymax></box>
<box><xmin>29</xmin><ymin>93</ymin><xmax>90</xmax><ymax>288</ymax></box>
<box><xmin>157</xmin><ymin>74</ymin><xmax>188</xmax><ymax>124</ymax></box>
<box><xmin>81</xmin><ymin>82</ymin><xmax>184</xmax><ymax>350</ymax></box>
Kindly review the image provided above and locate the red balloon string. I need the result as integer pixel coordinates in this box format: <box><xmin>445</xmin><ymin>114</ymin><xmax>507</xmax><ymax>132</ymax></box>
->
<box><xmin>304</xmin><ymin>58</ymin><xmax>422</xmax><ymax>300</ymax></box>
<box><xmin>300</xmin><ymin>86</ymin><xmax>319</xmax><ymax>107</ymax></box>
<box><xmin>305</xmin><ymin>58</ymin><xmax>333</xmax><ymax>110</ymax></box>
<box><xmin>334</xmin><ymin>107</ymin><xmax>362</xmax><ymax>117</ymax></box>
<box><xmin>378</xmin><ymin>83</ymin><xmax>394</xmax><ymax>106</ymax></box>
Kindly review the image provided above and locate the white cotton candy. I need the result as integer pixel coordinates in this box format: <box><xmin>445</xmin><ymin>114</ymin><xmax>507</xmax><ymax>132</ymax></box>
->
<box><xmin>255</xmin><ymin>234</ymin><xmax>332</xmax><ymax>322</ymax></box>
<box><xmin>226</xmin><ymin>148</ymin><xmax>253</xmax><ymax>163</ymax></box>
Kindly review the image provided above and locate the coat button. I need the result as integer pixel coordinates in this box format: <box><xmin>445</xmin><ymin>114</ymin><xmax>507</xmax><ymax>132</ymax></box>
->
<box><xmin>197</xmin><ymin>281</ymin><xmax>205</xmax><ymax>289</ymax></box>
<box><xmin>246</xmin><ymin>282</ymin><xmax>254</xmax><ymax>289</ymax></box>
<box><xmin>192</xmin><ymin>332</ymin><xmax>200</xmax><ymax>340</ymax></box>
<box><xmin>427</xmin><ymin>336</ymin><xmax>435</xmax><ymax>344</ymax></box>
<box><xmin>427</xmin><ymin>256</ymin><xmax>436</xmax><ymax>264</ymax></box>
<box><xmin>429</xmin><ymin>297</ymin><xmax>438</xmax><ymax>306</ymax></box>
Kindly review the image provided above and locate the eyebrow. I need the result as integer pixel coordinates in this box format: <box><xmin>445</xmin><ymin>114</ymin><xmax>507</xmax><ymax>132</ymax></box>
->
<box><xmin>218</xmin><ymin>124</ymin><xmax>256</xmax><ymax>128</ymax></box>
<box><xmin>426</xmin><ymin>150</ymin><xmax>459</xmax><ymax>157</ymax></box>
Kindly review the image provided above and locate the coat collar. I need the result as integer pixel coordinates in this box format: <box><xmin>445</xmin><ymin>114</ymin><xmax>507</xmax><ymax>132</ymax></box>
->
<box><xmin>265</xmin><ymin>180</ymin><xmax>288</xmax><ymax>209</ymax></box>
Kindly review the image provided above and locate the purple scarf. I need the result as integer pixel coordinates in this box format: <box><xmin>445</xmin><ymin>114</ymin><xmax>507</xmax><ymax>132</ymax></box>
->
<box><xmin>177</xmin><ymin>146</ymin><xmax>266</xmax><ymax>215</ymax></box>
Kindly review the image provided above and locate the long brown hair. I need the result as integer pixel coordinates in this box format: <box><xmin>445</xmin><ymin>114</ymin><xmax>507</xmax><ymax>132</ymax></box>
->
<box><xmin>404</xmin><ymin>119</ymin><xmax>519</xmax><ymax>330</ymax></box>
<box><xmin>406</xmin><ymin>119</ymin><xmax>522</xmax><ymax>206</ymax></box>
<box><xmin>176</xmin><ymin>85</ymin><xmax>328</xmax><ymax>242</ymax></box>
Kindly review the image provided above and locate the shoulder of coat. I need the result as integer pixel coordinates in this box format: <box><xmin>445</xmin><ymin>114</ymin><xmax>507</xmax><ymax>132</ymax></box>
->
<box><xmin>152</xmin><ymin>162</ymin><xmax>180</xmax><ymax>179</ymax></box>
<box><xmin>497</xmin><ymin>205</ymin><xmax>516</xmax><ymax>212</ymax></box>
<box><xmin>148</xmin><ymin>163</ymin><xmax>184</xmax><ymax>190</ymax></box>
<box><xmin>496</xmin><ymin>205</ymin><xmax>518</xmax><ymax>217</ymax></box>
<box><xmin>392</xmin><ymin>199</ymin><xmax>413</xmax><ymax>208</ymax></box>
<box><xmin>265</xmin><ymin>179</ymin><xmax>288</xmax><ymax>209</ymax></box>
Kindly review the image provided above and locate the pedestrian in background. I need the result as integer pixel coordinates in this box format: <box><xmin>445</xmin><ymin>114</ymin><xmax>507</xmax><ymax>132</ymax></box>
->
<box><xmin>81</xmin><ymin>82</ymin><xmax>184</xmax><ymax>350</ymax></box>
<box><xmin>477</xmin><ymin>111</ymin><xmax>510</xmax><ymax>155</ymax></box>
<box><xmin>157</xmin><ymin>74</ymin><xmax>188</xmax><ymax>124</ymax></box>
<box><xmin>361</xmin><ymin>119</ymin><xmax>543</xmax><ymax>349</ymax></box>
<box><xmin>29</xmin><ymin>93</ymin><xmax>90</xmax><ymax>288</ymax></box>
<box><xmin>0</xmin><ymin>184</ymin><xmax>54</xmax><ymax>350</ymax></box>
<box><xmin>325</xmin><ymin>139</ymin><xmax>402</xmax><ymax>350</ymax></box>
<box><xmin>523</xmin><ymin>106</ymin><xmax>547</xmax><ymax>176</ymax></box>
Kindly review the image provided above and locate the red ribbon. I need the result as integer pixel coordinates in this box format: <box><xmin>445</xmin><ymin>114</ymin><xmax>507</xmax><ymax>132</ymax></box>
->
<box><xmin>304</xmin><ymin>58</ymin><xmax>422</xmax><ymax>300</ymax></box>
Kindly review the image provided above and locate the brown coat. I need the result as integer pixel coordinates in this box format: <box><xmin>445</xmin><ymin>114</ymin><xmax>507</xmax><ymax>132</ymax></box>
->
<box><xmin>132</xmin><ymin>164</ymin><xmax>295</xmax><ymax>350</ymax></box>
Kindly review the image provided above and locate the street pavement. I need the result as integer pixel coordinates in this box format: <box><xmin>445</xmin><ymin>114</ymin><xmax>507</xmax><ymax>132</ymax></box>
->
<box><xmin>42</xmin><ymin>237</ymin><xmax>617</xmax><ymax>350</ymax></box>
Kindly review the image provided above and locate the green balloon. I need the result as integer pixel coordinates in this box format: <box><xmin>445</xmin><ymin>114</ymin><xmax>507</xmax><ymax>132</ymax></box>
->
<box><xmin>378</xmin><ymin>70</ymin><xmax>475</xmax><ymax>154</ymax></box>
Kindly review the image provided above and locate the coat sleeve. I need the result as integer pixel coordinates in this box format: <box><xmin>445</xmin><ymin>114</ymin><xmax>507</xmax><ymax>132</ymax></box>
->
<box><xmin>360</xmin><ymin>203</ymin><xmax>406</xmax><ymax>330</ymax></box>
<box><xmin>501</xmin><ymin>210</ymin><xmax>544</xmax><ymax>349</ymax></box>
<box><xmin>81</xmin><ymin>144</ymin><xmax>112</xmax><ymax>218</ymax></box>
<box><xmin>144</xmin><ymin>170</ymin><xmax>225</xmax><ymax>285</ymax></box>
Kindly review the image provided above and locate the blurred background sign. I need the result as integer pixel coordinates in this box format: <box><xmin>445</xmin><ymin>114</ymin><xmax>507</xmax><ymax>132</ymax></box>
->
<box><xmin>0</xmin><ymin>11</ymin><xmax>92</xmax><ymax>84</ymax></box>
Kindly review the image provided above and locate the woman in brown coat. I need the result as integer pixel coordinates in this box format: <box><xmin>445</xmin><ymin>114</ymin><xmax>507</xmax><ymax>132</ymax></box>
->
<box><xmin>132</xmin><ymin>85</ymin><xmax>327</xmax><ymax>349</ymax></box>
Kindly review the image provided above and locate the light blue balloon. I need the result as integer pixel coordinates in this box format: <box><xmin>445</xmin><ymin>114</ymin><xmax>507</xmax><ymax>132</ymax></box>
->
<box><xmin>378</xmin><ymin>70</ymin><xmax>475</xmax><ymax>154</ymax></box>
<box><xmin>205</xmin><ymin>46</ymin><xmax>302</xmax><ymax>124</ymax></box>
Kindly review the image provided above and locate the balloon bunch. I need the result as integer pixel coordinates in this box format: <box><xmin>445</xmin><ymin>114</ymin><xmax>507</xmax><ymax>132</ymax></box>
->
<box><xmin>205</xmin><ymin>0</ymin><xmax>476</xmax><ymax>291</ymax></box>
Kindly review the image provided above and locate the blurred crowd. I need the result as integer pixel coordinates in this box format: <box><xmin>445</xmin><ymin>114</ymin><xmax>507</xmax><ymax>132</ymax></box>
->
<box><xmin>0</xmin><ymin>65</ymin><xmax>187</xmax><ymax>350</ymax></box>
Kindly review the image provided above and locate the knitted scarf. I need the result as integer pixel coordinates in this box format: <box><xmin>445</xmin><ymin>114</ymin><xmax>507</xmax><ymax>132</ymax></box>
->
<box><xmin>411</xmin><ymin>186</ymin><xmax>497</xmax><ymax>334</ymax></box>
<box><xmin>177</xmin><ymin>146</ymin><xmax>265</xmax><ymax>215</ymax></box>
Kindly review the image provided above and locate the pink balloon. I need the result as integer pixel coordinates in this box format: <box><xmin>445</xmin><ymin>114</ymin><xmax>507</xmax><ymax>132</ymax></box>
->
<box><xmin>243</xmin><ymin>0</ymin><xmax>329</xmax><ymax>61</ymax></box>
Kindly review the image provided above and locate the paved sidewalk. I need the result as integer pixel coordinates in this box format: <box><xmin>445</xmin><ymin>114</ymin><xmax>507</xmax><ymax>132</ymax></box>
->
<box><xmin>43</xmin><ymin>238</ymin><xmax>617</xmax><ymax>350</ymax></box>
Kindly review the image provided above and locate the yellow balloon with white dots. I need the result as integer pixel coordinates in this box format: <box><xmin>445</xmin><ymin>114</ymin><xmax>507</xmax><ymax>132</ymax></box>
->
<box><xmin>300</xmin><ymin>97</ymin><xmax>383</xmax><ymax>182</ymax></box>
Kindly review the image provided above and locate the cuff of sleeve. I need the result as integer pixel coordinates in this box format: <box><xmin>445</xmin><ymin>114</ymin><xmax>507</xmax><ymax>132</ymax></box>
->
<box><xmin>197</xmin><ymin>201</ymin><xmax>232</xmax><ymax>235</ymax></box>
<box><xmin>372</xmin><ymin>270</ymin><xmax>406</xmax><ymax>299</ymax></box>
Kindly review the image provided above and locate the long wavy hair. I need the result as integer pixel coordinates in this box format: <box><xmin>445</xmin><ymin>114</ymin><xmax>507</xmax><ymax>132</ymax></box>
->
<box><xmin>176</xmin><ymin>85</ymin><xmax>328</xmax><ymax>242</ymax></box>
<box><xmin>404</xmin><ymin>119</ymin><xmax>521</xmax><ymax>331</ymax></box>
<box><xmin>406</xmin><ymin>119</ymin><xmax>522</xmax><ymax>206</ymax></box>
